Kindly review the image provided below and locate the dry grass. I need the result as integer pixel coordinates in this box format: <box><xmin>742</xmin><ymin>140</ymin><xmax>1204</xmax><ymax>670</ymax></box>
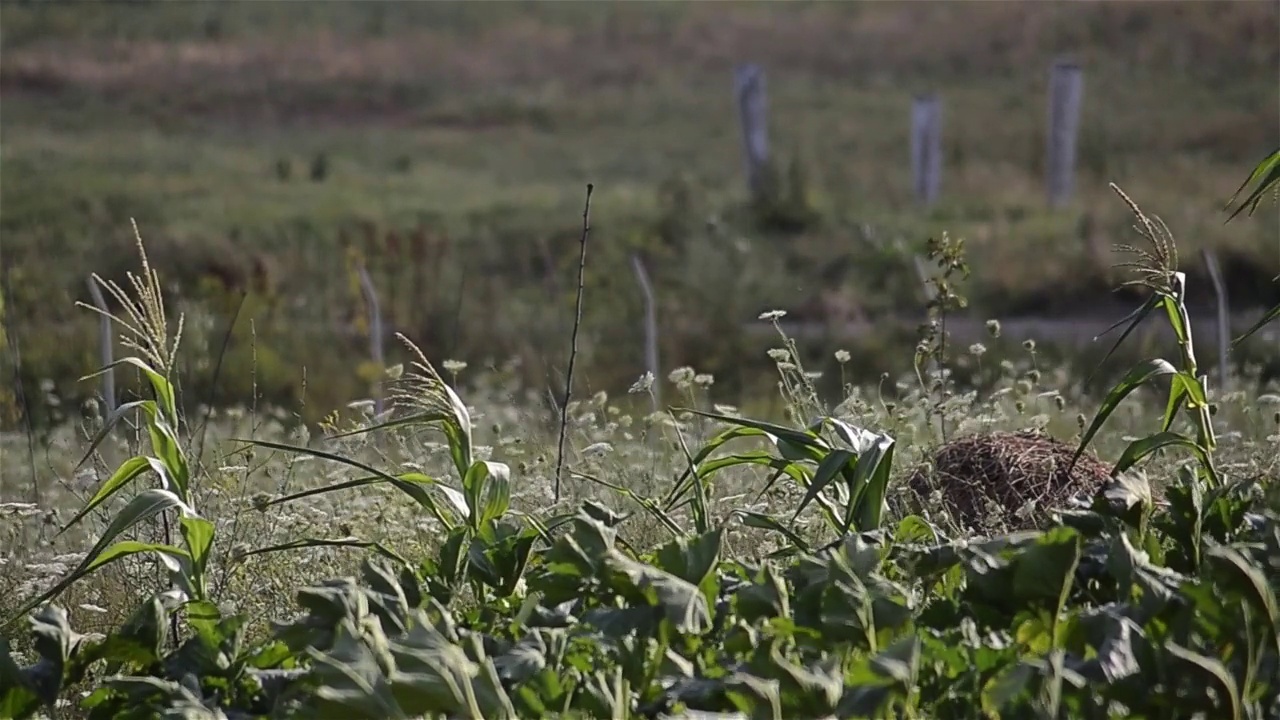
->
<box><xmin>1</xmin><ymin>0</ymin><xmax>1276</xmax><ymax>426</ymax></box>
<box><xmin>907</xmin><ymin>429</ymin><xmax>1113</xmax><ymax>532</ymax></box>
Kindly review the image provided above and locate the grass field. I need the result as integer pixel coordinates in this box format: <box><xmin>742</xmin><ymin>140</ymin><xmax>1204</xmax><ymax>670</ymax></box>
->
<box><xmin>2</xmin><ymin>1</ymin><xmax>1279</xmax><ymax>425</ymax></box>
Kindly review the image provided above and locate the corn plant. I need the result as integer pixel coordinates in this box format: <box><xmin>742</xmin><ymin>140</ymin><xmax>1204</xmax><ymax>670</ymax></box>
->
<box><xmin>0</xmin><ymin>235</ymin><xmax>219</xmax><ymax>635</ymax></box>
<box><xmin>1070</xmin><ymin>185</ymin><xmax>1228</xmax><ymax>490</ymax></box>
<box><xmin>0</xmin><ymin>235</ymin><xmax>397</xmax><ymax>635</ymax></box>
<box><xmin>241</xmin><ymin>333</ymin><xmax>543</xmax><ymax>607</ymax></box>
<box><xmin>665</xmin><ymin>408</ymin><xmax>896</xmax><ymax>555</ymax></box>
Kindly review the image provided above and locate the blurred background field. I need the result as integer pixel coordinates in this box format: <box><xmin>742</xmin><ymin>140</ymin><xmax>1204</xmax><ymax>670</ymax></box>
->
<box><xmin>2</xmin><ymin>0</ymin><xmax>1278</xmax><ymax>428</ymax></box>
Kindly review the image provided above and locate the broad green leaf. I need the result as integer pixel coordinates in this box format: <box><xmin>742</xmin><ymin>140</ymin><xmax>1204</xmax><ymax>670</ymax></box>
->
<box><xmin>179</xmin><ymin>515</ymin><xmax>216</xmax><ymax>594</ymax></box>
<box><xmin>653</xmin><ymin>527</ymin><xmax>723</xmax><ymax>595</ymax></box>
<box><xmin>305</xmin><ymin>621</ymin><xmax>408</xmax><ymax>719</ymax></box>
<box><xmin>603</xmin><ymin>551</ymin><xmax>712</xmax><ymax>635</ymax></box>
<box><xmin>735</xmin><ymin>564</ymin><xmax>791</xmax><ymax>623</ymax></box>
<box><xmin>1011</xmin><ymin>527</ymin><xmax>1081</xmax><ymax>627</ymax></box>
<box><xmin>747</xmin><ymin>639</ymin><xmax>842</xmax><ymax>717</ymax></box>
<box><xmin>1204</xmin><ymin>542</ymin><xmax>1280</xmax><ymax>657</ymax></box>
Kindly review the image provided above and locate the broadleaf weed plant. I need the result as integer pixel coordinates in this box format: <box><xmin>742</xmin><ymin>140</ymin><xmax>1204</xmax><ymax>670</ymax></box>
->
<box><xmin>914</xmin><ymin>231</ymin><xmax>971</xmax><ymax>446</ymax></box>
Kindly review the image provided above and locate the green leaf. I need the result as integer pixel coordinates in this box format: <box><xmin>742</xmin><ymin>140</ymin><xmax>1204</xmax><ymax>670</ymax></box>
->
<box><xmin>680</xmin><ymin>407</ymin><xmax>830</xmax><ymax>452</ymax></box>
<box><xmin>1073</xmin><ymin>358</ymin><xmax>1177</xmax><ymax>469</ymax></box>
<box><xmin>894</xmin><ymin>515</ymin><xmax>940</xmax><ymax>545</ymax></box>
<box><xmin>84</xmin><ymin>356</ymin><xmax>178</xmax><ymax>425</ymax></box>
<box><xmin>653</xmin><ymin>527</ymin><xmax>723</xmax><ymax>589</ymax></box>
<box><xmin>1204</xmin><ymin>541</ymin><xmax>1280</xmax><ymax>657</ymax></box>
<box><xmin>791</xmin><ymin>448</ymin><xmax>854</xmax><ymax>527</ymax></box>
<box><xmin>1223</xmin><ymin>146</ymin><xmax>1280</xmax><ymax>221</ymax></box>
<box><xmin>1164</xmin><ymin>641</ymin><xmax>1241</xmax><ymax>720</ymax></box>
<box><xmin>0</xmin><ymin>637</ymin><xmax>41</xmax><ymax>719</ymax></box>
<box><xmin>238</xmin><ymin>441</ymin><xmax>455</xmax><ymax>529</ymax></box>
<box><xmin>462</xmin><ymin>460</ymin><xmax>511</xmax><ymax>528</ymax></box>
<box><xmin>603</xmin><ymin>552</ymin><xmax>712</xmax><ymax>635</ymax></box>
<box><xmin>56</xmin><ymin>454</ymin><xmax>152</xmax><ymax>537</ymax></box>
<box><xmin>1087</xmin><ymin>293</ymin><xmax>1162</xmax><ymax>386</ymax></box>
<box><xmin>2</xmin><ymin>489</ymin><xmax>195</xmax><ymax>630</ymax></box>
<box><xmin>179</xmin><ymin>515</ymin><xmax>216</xmax><ymax>595</ymax></box>
<box><xmin>1230</xmin><ymin>301</ymin><xmax>1280</xmax><ymax>349</ymax></box>
<box><xmin>236</xmin><ymin>537</ymin><xmax>409</xmax><ymax>566</ymax></box>
<box><xmin>1111</xmin><ymin>431</ymin><xmax>1212</xmax><ymax>477</ymax></box>
<box><xmin>843</xmin><ymin>432</ymin><xmax>895</xmax><ymax>532</ymax></box>
<box><xmin>734</xmin><ymin>510</ymin><xmax>811</xmax><ymax>553</ymax></box>
<box><xmin>1011</xmin><ymin>527</ymin><xmax>1081</xmax><ymax>625</ymax></box>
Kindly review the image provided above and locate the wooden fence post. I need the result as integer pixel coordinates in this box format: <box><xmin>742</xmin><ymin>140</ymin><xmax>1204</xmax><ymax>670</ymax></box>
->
<box><xmin>1046</xmin><ymin>59</ymin><xmax>1084</xmax><ymax>208</ymax></box>
<box><xmin>734</xmin><ymin>63</ymin><xmax>770</xmax><ymax>199</ymax></box>
<box><xmin>630</xmin><ymin>254</ymin><xmax>660</xmax><ymax>412</ymax></box>
<box><xmin>1201</xmin><ymin>249</ymin><xmax>1230</xmax><ymax>393</ymax></box>
<box><xmin>86</xmin><ymin>277</ymin><xmax>116</xmax><ymax>415</ymax></box>
<box><xmin>357</xmin><ymin>266</ymin><xmax>385</xmax><ymax>416</ymax></box>
<box><xmin>911</xmin><ymin>94</ymin><xmax>943</xmax><ymax>207</ymax></box>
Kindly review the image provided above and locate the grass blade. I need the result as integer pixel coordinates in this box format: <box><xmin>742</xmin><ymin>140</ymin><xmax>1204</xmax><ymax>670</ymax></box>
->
<box><xmin>2</xmin><ymin>489</ymin><xmax>193</xmax><ymax>630</ymax></box>
<box><xmin>236</xmin><ymin>537</ymin><xmax>408</xmax><ymax>566</ymax></box>
<box><xmin>791</xmin><ymin>449</ymin><xmax>854</xmax><ymax>526</ymax></box>
<box><xmin>56</xmin><ymin>455</ymin><xmax>151</xmax><ymax>537</ymax></box>
<box><xmin>1230</xmin><ymin>301</ymin><xmax>1279</xmax><ymax>349</ymax></box>
<box><xmin>1086</xmin><ymin>293</ymin><xmax>1161</xmax><ymax>386</ymax></box>
<box><xmin>735</xmin><ymin>510</ymin><xmax>811</xmax><ymax>553</ymax></box>
<box><xmin>234</xmin><ymin>439</ymin><xmax>455</xmax><ymax>529</ymax></box>
<box><xmin>1223</xmin><ymin>146</ymin><xmax>1280</xmax><ymax>222</ymax></box>
<box><xmin>677</xmin><ymin>408</ymin><xmax>829</xmax><ymax>452</ymax></box>
<box><xmin>1072</xmin><ymin>358</ymin><xmax>1177</xmax><ymax>469</ymax></box>
<box><xmin>1110</xmin><ymin>431</ymin><xmax>1212</xmax><ymax>479</ymax></box>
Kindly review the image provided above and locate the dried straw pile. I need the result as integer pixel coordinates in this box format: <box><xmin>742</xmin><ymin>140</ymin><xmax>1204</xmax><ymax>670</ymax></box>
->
<box><xmin>907</xmin><ymin>430</ymin><xmax>1112</xmax><ymax>530</ymax></box>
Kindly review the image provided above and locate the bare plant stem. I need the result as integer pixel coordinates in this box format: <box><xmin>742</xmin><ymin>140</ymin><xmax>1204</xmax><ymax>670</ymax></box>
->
<box><xmin>554</xmin><ymin>184</ymin><xmax>593</xmax><ymax>503</ymax></box>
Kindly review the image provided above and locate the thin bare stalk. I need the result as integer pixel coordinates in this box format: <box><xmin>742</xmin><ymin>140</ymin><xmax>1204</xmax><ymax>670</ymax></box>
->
<box><xmin>554</xmin><ymin>184</ymin><xmax>594</xmax><ymax>503</ymax></box>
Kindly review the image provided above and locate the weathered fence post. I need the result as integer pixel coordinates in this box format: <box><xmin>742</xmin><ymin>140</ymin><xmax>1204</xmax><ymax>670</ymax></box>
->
<box><xmin>1046</xmin><ymin>59</ymin><xmax>1084</xmax><ymax>208</ymax></box>
<box><xmin>86</xmin><ymin>277</ymin><xmax>116</xmax><ymax>415</ymax></box>
<box><xmin>629</xmin><ymin>253</ymin><xmax>660</xmax><ymax>412</ymax></box>
<box><xmin>356</xmin><ymin>266</ymin><xmax>384</xmax><ymax>416</ymax></box>
<box><xmin>911</xmin><ymin>94</ymin><xmax>943</xmax><ymax>207</ymax></box>
<box><xmin>734</xmin><ymin>63</ymin><xmax>770</xmax><ymax>199</ymax></box>
<box><xmin>1201</xmin><ymin>249</ymin><xmax>1230</xmax><ymax>393</ymax></box>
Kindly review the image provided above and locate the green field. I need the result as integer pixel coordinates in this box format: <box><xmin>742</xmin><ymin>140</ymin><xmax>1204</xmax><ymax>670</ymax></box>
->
<box><xmin>0</xmin><ymin>5</ymin><xmax>1279</xmax><ymax>716</ymax></box>
<box><xmin>2</xmin><ymin>1</ymin><xmax>1278</xmax><ymax>425</ymax></box>
<box><xmin>1</xmin><ymin>207</ymin><xmax>1278</xmax><ymax>716</ymax></box>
